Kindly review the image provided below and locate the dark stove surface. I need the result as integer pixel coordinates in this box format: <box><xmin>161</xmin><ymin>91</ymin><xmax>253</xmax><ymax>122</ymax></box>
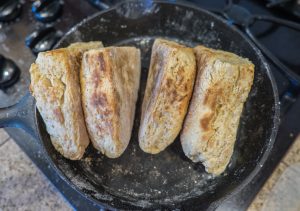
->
<box><xmin>0</xmin><ymin>0</ymin><xmax>300</xmax><ymax>210</ymax></box>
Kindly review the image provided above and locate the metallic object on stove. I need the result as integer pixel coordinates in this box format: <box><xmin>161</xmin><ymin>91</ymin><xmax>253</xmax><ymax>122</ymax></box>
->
<box><xmin>210</xmin><ymin>0</ymin><xmax>300</xmax><ymax>114</ymax></box>
<box><xmin>0</xmin><ymin>0</ymin><xmax>22</xmax><ymax>22</ymax></box>
<box><xmin>25</xmin><ymin>27</ymin><xmax>63</xmax><ymax>55</ymax></box>
<box><xmin>87</xmin><ymin>0</ymin><xmax>118</xmax><ymax>10</ymax></box>
<box><xmin>267</xmin><ymin>0</ymin><xmax>300</xmax><ymax>19</ymax></box>
<box><xmin>0</xmin><ymin>1</ymin><xmax>280</xmax><ymax>209</ymax></box>
<box><xmin>267</xmin><ymin>0</ymin><xmax>293</xmax><ymax>8</ymax></box>
<box><xmin>0</xmin><ymin>55</ymin><xmax>20</xmax><ymax>89</ymax></box>
<box><xmin>32</xmin><ymin>0</ymin><xmax>63</xmax><ymax>23</ymax></box>
<box><xmin>212</xmin><ymin>0</ymin><xmax>300</xmax><ymax>85</ymax></box>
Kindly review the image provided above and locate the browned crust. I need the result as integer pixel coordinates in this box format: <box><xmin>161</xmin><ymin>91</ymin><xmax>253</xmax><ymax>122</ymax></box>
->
<box><xmin>81</xmin><ymin>47</ymin><xmax>140</xmax><ymax>158</ymax></box>
<box><xmin>82</xmin><ymin>50</ymin><xmax>119</xmax><ymax>145</ymax></box>
<box><xmin>29</xmin><ymin>42</ymin><xmax>102</xmax><ymax>160</ymax></box>
<box><xmin>139</xmin><ymin>38</ymin><xmax>196</xmax><ymax>154</ymax></box>
<box><xmin>180</xmin><ymin>45</ymin><xmax>255</xmax><ymax>175</ymax></box>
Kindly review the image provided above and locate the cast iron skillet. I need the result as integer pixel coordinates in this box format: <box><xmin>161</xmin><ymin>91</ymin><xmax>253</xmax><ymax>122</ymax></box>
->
<box><xmin>0</xmin><ymin>0</ymin><xmax>280</xmax><ymax>210</ymax></box>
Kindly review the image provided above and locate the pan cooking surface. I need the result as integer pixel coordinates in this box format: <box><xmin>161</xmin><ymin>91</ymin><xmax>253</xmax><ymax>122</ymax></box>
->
<box><xmin>39</xmin><ymin>1</ymin><xmax>279</xmax><ymax>209</ymax></box>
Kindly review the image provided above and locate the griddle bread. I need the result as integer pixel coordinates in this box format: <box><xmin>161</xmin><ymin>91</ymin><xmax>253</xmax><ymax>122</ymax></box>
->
<box><xmin>139</xmin><ymin>39</ymin><xmax>196</xmax><ymax>154</ymax></box>
<box><xmin>81</xmin><ymin>47</ymin><xmax>141</xmax><ymax>158</ymax></box>
<box><xmin>180</xmin><ymin>45</ymin><xmax>255</xmax><ymax>175</ymax></box>
<box><xmin>29</xmin><ymin>41</ymin><xmax>103</xmax><ymax>160</ymax></box>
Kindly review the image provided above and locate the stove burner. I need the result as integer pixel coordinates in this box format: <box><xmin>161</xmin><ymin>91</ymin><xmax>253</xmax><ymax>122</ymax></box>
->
<box><xmin>223</xmin><ymin>4</ymin><xmax>254</xmax><ymax>26</ymax></box>
<box><xmin>25</xmin><ymin>27</ymin><xmax>63</xmax><ymax>55</ymax></box>
<box><xmin>32</xmin><ymin>0</ymin><xmax>63</xmax><ymax>23</ymax></box>
<box><xmin>87</xmin><ymin>0</ymin><xmax>117</xmax><ymax>10</ymax></box>
<box><xmin>0</xmin><ymin>54</ymin><xmax>20</xmax><ymax>89</ymax></box>
<box><xmin>0</xmin><ymin>0</ymin><xmax>22</xmax><ymax>22</ymax></box>
<box><xmin>211</xmin><ymin>0</ymin><xmax>300</xmax><ymax>88</ymax></box>
<box><xmin>267</xmin><ymin>0</ymin><xmax>293</xmax><ymax>8</ymax></box>
<box><xmin>267</xmin><ymin>0</ymin><xmax>300</xmax><ymax>19</ymax></box>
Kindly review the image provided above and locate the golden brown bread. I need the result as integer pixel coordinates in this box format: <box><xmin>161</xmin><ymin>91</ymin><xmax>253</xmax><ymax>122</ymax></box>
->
<box><xmin>139</xmin><ymin>38</ymin><xmax>196</xmax><ymax>154</ymax></box>
<box><xmin>80</xmin><ymin>47</ymin><xmax>141</xmax><ymax>158</ymax></box>
<box><xmin>180</xmin><ymin>45</ymin><xmax>255</xmax><ymax>175</ymax></box>
<box><xmin>29</xmin><ymin>41</ymin><xmax>103</xmax><ymax>160</ymax></box>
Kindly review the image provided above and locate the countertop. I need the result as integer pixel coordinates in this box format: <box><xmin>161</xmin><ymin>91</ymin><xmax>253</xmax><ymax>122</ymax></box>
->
<box><xmin>0</xmin><ymin>128</ymin><xmax>299</xmax><ymax>210</ymax></box>
<box><xmin>0</xmin><ymin>129</ymin><xmax>72</xmax><ymax>211</ymax></box>
<box><xmin>249</xmin><ymin>133</ymin><xmax>300</xmax><ymax>211</ymax></box>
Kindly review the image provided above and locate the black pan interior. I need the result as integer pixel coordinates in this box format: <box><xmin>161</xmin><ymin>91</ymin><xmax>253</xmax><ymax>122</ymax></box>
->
<box><xmin>38</xmin><ymin>1</ymin><xmax>279</xmax><ymax>210</ymax></box>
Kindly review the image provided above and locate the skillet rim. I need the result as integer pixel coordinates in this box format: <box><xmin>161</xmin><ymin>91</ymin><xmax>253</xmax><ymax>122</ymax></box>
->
<box><xmin>35</xmin><ymin>0</ymin><xmax>281</xmax><ymax>209</ymax></box>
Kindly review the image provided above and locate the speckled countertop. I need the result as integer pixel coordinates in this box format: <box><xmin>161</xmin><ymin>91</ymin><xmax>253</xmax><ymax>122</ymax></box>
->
<box><xmin>0</xmin><ymin>128</ymin><xmax>299</xmax><ymax>210</ymax></box>
<box><xmin>0</xmin><ymin>129</ymin><xmax>72</xmax><ymax>211</ymax></box>
<box><xmin>248</xmin><ymin>134</ymin><xmax>300</xmax><ymax>211</ymax></box>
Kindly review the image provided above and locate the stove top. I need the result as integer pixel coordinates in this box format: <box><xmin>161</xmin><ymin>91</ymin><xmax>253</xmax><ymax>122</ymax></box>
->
<box><xmin>0</xmin><ymin>0</ymin><xmax>300</xmax><ymax>210</ymax></box>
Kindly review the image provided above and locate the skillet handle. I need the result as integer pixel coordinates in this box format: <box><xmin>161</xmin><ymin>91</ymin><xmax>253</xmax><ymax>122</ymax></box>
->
<box><xmin>0</xmin><ymin>93</ymin><xmax>39</xmax><ymax>140</ymax></box>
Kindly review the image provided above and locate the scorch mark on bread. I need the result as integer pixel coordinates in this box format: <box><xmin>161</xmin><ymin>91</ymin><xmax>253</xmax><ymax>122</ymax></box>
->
<box><xmin>81</xmin><ymin>47</ymin><xmax>141</xmax><ymax>158</ymax></box>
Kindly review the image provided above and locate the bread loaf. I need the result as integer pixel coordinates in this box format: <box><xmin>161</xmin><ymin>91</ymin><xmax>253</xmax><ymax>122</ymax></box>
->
<box><xmin>139</xmin><ymin>39</ymin><xmax>196</xmax><ymax>154</ymax></box>
<box><xmin>180</xmin><ymin>45</ymin><xmax>255</xmax><ymax>175</ymax></box>
<box><xmin>29</xmin><ymin>41</ymin><xmax>103</xmax><ymax>160</ymax></box>
<box><xmin>80</xmin><ymin>47</ymin><xmax>141</xmax><ymax>158</ymax></box>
